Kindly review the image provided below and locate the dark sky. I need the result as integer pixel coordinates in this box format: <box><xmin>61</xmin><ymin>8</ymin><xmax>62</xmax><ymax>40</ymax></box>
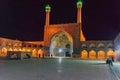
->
<box><xmin>0</xmin><ymin>0</ymin><xmax>120</xmax><ymax>41</ymax></box>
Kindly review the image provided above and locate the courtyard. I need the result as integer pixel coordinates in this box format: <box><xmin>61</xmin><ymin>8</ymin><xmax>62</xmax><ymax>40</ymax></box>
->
<box><xmin>0</xmin><ymin>58</ymin><xmax>117</xmax><ymax>80</ymax></box>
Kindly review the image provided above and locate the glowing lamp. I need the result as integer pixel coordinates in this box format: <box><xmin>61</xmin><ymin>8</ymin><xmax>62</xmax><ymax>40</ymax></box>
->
<box><xmin>58</xmin><ymin>48</ymin><xmax>62</xmax><ymax>53</ymax></box>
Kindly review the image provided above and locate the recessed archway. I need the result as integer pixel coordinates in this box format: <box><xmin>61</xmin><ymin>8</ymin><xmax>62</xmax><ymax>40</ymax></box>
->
<box><xmin>81</xmin><ymin>50</ymin><xmax>88</xmax><ymax>59</ymax></box>
<box><xmin>32</xmin><ymin>49</ymin><xmax>38</xmax><ymax>57</ymax></box>
<box><xmin>49</xmin><ymin>31</ymin><xmax>73</xmax><ymax>57</ymax></box>
<box><xmin>107</xmin><ymin>50</ymin><xmax>115</xmax><ymax>58</ymax></box>
<box><xmin>0</xmin><ymin>47</ymin><xmax>7</xmax><ymax>57</ymax></box>
<box><xmin>97</xmin><ymin>50</ymin><xmax>105</xmax><ymax>59</ymax></box>
<box><xmin>38</xmin><ymin>49</ymin><xmax>43</xmax><ymax>58</ymax></box>
<box><xmin>8</xmin><ymin>48</ymin><xmax>13</xmax><ymax>51</ymax></box>
<box><xmin>89</xmin><ymin>50</ymin><xmax>96</xmax><ymax>59</ymax></box>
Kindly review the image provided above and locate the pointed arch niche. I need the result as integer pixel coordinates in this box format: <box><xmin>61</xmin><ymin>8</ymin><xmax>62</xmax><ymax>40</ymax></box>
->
<box><xmin>89</xmin><ymin>50</ymin><xmax>96</xmax><ymax>59</ymax></box>
<box><xmin>81</xmin><ymin>50</ymin><xmax>88</xmax><ymax>59</ymax></box>
<box><xmin>49</xmin><ymin>31</ymin><xmax>73</xmax><ymax>57</ymax></box>
<box><xmin>0</xmin><ymin>47</ymin><xmax>7</xmax><ymax>57</ymax></box>
<box><xmin>97</xmin><ymin>50</ymin><xmax>105</xmax><ymax>59</ymax></box>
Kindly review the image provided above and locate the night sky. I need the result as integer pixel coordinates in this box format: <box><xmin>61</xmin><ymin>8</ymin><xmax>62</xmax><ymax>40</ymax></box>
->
<box><xmin>0</xmin><ymin>0</ymin><xmax>120</xmax><ymax>41</ymax></box>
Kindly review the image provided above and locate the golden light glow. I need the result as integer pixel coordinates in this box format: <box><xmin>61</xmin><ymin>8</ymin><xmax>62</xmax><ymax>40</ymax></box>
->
<box><xmin>38</xmin><ymin>49</ymin><xmax>43</xmax><ymax>58</ymax></box>
<box><xmin>22</xmin><ymin>48</ymin><xmax>25</xmax><ymax>51</ymax></box>
<box><xmin>32</xmin><ymin>49</ymin><xmax>38</xmax><ymax>57</ymax></box>
<box><xmin>14</xmin><ymin>48</ymin><xmax>18</xmax><ymax>51</ymax></box>
<box><xmin>27</xmin><ymin>49</ymin><xmax>31</xmax><ymax>52</ymax></box>
<box><xmin>8</xmin><ymin>48</ymin><xmax>13</xmax><ymax>51</ymax></box>
<box><xmin>19</xmin><ymin>48</ymin><xmax>22</xmax><ymax>51</ymax></box>
<box><xmin>81</xmin><ymin>50</ymin><xmax>88</xmax><ymax>59</ymax></box>
<box><xmin>0</xmin><ymin>48</ymin><xmax>7</xmax><ymax>57</ymax></box>
<box><xmin>98</xmin><ymin>51</ymin><xmax>105</xmax><ymax>59</ymax></box>
<box><xmin>80</xmin><ymin>29</ymin><xmax>86</xmax><ymax>41</ymax></box>
<box><xmin>89</xmin><ymin>50</ymin><xmax>96</xmax><ymax>59</ymax></box>
<box><xmin>107</xmin><ymin>50</ymin><xmax>115</xmax><ymax>58</ymax></box>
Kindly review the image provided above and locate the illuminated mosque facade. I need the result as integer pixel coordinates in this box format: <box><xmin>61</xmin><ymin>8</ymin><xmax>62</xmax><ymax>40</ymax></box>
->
<box><xmin>0</xmin><ymin>0</ymin><xmax>120</xmax><ymax>60</ymax></box>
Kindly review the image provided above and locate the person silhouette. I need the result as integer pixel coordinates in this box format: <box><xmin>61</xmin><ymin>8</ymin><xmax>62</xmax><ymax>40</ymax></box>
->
<box><xmin>108</xmin><ymin>56</ymin><xmax>113</xmax><ymax>66</ymax></box>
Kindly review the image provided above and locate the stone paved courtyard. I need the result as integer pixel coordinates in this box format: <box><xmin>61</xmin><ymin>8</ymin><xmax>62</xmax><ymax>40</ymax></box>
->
<box><xmin>0</xmin><ymin>58</ymin><xmax>117</xmax><ymax>80</ymax></box>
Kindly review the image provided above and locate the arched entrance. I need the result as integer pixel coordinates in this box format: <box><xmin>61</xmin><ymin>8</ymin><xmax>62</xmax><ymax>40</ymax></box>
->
<box><xmin>89</xmin><ymin>50</ymin><xmax>96</xmax><ymax>59</ymax></box>
<box><xmin>107</xmin><ymin>50</ymin><xmax>115</xmax><ymax>58</ymax></box>
<box><xmin>0</xmin><ymin>47</ymin><xmax>7</xmax><ymax>57</ymax></box>
<box><xmin>38</xmin><ymin>49</ymin><xmax>43</xmax><ymax>58</ymax></box>
<box><xmin>32</xmin><ymin>49</ymin><xmax>38</xmax><ymax>57</ymax></box>
<box><xmin>50</xmin><ymin>31</ymin><xmax>73</xmax><ymax>57</ymax></box>
<box><xmin>97</xmin><ymin>50</ymin><xmax>105</xmax><ymax>59</ymax></box>
<box><xmin>81</xmin><ymin>50</ymin><xmax>88</xmax><ymax>59</ymax></box>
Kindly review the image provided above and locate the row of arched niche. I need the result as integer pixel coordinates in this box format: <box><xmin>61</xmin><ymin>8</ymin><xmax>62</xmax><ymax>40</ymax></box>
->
<box><xmin>81</xmin><ymin>49</ymin><xmax>115</xmax><ymax>59</ymax></box>
<box><xmin>0</xmin><ymin>47</ymin><xmax>44</xmax><ymax>58</ymax></box>
<box><xmin>82</xmin><ymin>43</ymin><xmax>113</xmax><ymax>49</ymax></box>
<box><xmin>0</xmin><ymin>47</ymin><xmax>115</xmax><ymax>60</ymax></box>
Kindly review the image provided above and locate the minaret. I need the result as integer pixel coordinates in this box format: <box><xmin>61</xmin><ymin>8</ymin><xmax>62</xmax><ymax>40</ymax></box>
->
<box><xmin>77</xmin><ymin>0</ymin><xmax>86</xmax><ymax>41</ymax></box>
<box><xmin>77</xmin><ymin>0</ymin><xmax>82</xmax><ymax>24</ymax></box>
<box><xmin>45</xmin><ymin>5</ymin><xmax>51</xmax><ymax>25</ymax></box>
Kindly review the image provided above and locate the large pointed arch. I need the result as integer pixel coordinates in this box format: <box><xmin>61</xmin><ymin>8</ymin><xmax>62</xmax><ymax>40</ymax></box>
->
<box><xmin>49</xmin><ymin>31</ymin><xmax>73</xmax><ymax>57</ymax></box>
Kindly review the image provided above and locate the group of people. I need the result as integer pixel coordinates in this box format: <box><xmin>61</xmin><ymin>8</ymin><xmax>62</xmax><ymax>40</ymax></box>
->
<box><xmin>106</xmin><ymin>56</ymin><xmax>114</xmax><ymax>66</ymax></box>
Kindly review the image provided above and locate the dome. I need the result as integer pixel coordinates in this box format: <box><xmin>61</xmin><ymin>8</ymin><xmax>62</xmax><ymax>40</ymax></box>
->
<box><xmin>45</xmin><ymin>5</ymin><xmax>51</xmax><ymax>11</ymax></box>
<box><xmin>77</xmin><ymin>0</ymin><xmax>82</xmax><ymax>6</ymax></box>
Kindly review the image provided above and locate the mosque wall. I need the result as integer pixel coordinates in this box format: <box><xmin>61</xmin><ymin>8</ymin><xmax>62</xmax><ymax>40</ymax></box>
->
<box><xmin>0</xmin><ymin>38</ymin><xmax>44</xmax><ymax>59</ymax></box>
<box><xmin>0</xmin><ymin>37</ymin><xmax>116</xmax><ymax>60</ymax></box>
<box><xmin>80</xmin><ymin>41</ymin><xmax>115</xmax><ymax>60</ymax></box>
<box><xmin>44</xmin><ymin>23</ymin><xmax>81</xmax><ymax>54</ymax></box>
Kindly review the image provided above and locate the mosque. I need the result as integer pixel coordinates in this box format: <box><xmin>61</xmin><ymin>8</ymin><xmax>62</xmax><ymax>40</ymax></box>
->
<box><xmin>0</xmin><ymin>0</ymin><xmax>120</xmax><ymax>60</ymax></box>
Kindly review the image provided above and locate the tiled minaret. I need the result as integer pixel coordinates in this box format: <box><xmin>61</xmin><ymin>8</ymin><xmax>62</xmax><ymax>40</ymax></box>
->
<box><xmin>45</xmin><ymin>5</ymin><xmax>51</xmax><ymax>25</ymax></box>
<box><xmin>77</xmin><ymin>0</ymin><xmax>86</xmax><ymax>41</ymax></box>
